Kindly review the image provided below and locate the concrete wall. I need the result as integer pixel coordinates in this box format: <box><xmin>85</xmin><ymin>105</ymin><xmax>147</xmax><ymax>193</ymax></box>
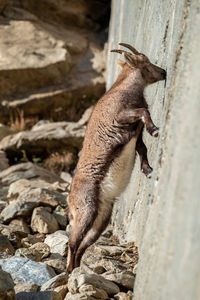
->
<box><xmin>107</xmin><ymin>0</ymin><xmax>200</xmax><ymax>299</ymax></box>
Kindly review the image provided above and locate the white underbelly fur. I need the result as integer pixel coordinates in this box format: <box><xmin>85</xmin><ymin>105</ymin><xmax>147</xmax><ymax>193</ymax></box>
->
<box><xmin>100</xmin><ymin>136</ymin><xmax>137</xmax><ymax>201</ymax></box>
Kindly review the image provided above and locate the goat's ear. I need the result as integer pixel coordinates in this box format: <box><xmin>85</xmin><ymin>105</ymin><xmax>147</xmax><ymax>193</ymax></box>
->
<box><xmin>124</xmin><ymin>53</ymin><xmax>139</xmax><ymax>68</ymax></box>
<box><xmin>117</xmin><ymin>59</ymin><xmax>126</xmax><ymax>68</ymax></box>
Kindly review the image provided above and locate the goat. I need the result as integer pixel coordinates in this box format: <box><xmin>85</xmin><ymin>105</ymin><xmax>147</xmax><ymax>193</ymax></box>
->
<box><xmin>67</xmin><ymin>43</ymin><xmax>166</xmax><ymax>273</ymax></box>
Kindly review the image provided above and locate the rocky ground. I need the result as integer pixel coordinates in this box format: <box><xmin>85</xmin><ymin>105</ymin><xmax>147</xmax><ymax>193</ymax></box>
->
<box><xmin>0</xmin><ymin>1</ymin><xmax>138</xmax><ymax>299</ymax></box>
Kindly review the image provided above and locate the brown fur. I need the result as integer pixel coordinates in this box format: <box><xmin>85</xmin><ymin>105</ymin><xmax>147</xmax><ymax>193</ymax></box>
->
<box><xmin>67</xmin><ymin>43</ymin><xmax>166</xmax><ymax>273</ymax></box>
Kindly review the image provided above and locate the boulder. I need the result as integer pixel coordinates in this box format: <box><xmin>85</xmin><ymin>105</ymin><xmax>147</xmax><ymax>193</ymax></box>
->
<box><xmin>68</xmin><ymin>268</ymin><xmax>120</xmax><ymax>296</ymax></box>
<box><xmin>0</xmin><ymin>257</ymin><xmax>56</xmax><ymax>285</ymax></box>
<box><xmin>31</xmin><ymin>207</ymin><xmax>59</xmax><ymax>234</ymax></box>
<box><xmin>53</xmin><ymin>206</ymin><xmax>68</xmax><ymax>228</ymax></box>
<box><xmin>0</xmin><ymin>194</ymin><xmax>40</xmax><ymax>223</ymax></box>
<box><xmin>44</xmin><ymin>231</ymin><xmax>69</xmax><ymax>256</ymax></box>
<box><xmin>7</xmin><ymin>178</ymin><xmax>68</xmax><ymax>198</ymax></box>
<box><xmin>0</xmin><ymin>266</ymin><xmax>15</xmax><ymax>300</ymax></box>
<box><xmin>0</xmin><ymin>122</ymin><xmax>85</xmax><ymax>158</ymax></box>
<box><xmin>41</xmin><ymin>272</ymin><xmax>68</xmax><ymax>291</ymax></box>
<box><xmin>0</xmin><ymin>162</ymin><xmax>64</xmax><ymax>187</ymax></box>
<box><xmin>102</xmin><ymin>270</ymin><xmax>135</xmax><ymax>290</ymax></box>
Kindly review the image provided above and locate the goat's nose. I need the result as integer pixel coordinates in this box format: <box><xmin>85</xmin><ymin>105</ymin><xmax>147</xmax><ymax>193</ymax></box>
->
<box><xmin>161</xmin><ymin>69</ymin><xmax>167</xmax><ymax>79</ymax></box>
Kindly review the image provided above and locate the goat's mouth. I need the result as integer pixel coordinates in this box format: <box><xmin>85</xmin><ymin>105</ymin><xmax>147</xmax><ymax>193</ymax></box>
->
<box><xmin>161</xmin><ymin>69</ymin><xmax>167</xmax><ymax>80</ymax></box>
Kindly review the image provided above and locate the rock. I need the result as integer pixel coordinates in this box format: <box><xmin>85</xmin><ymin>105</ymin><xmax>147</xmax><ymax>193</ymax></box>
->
<box><xmin>15</xmin><ymin>242</ymin><xmax>50</xmax><ymax>262</ymax></box>
<box><xmin>114</xmin><ymin>291</ymin><xmax>133</xmax><ymax>300</ymax></box>
<box><xmin>79</xmin><ymin>284</ymin><xmax>108</xmax><ymax>299</ymax></box>
<box><xmin>53</xmin><ymin>206</ymin><xmax>68</xmax><ymax>228</ymax></box>
<box><xmin>0</xmin><ymin>195</ymin><xmax>40</xmax><ymax>223</ymax></box>
<box><xmin>0</xmin><ymin>162</ymin><xmax>64</xmax><ymax>187</ymax></box>
<box><xmin>31</xmin><ymin>207</ymin><xmax>59</xmax><ymax>234</ymax></box>
<box><xmin>29</xmin><ymin>242</ymin><xmax>50</xmax><ymax>260</ymax></box>
<box><xmin>43</xmin><ymin>257</ymin><xmax>66</xmax><ymax>274</ymax></box>
<box><xmin>103</xmin><ymin>270</ymin><xmax>135</xmax><ymax>290</ymax></box>
<box><xmin>53</xmin><ymin>285</ymin><xmax>68</xmax><ymax>299</ymax></box>
<box><xmin>44</xmin><ymin>231</ymin><xmax>69</xmax><ymax>256</ymax></box>
<box><xmin>41</xmin><ymin>272</ymin><xmax>68</xmax><ymax>291</ymax></box>
<box><xmin>0</xmin><ymin>257</ymin><xmax>56</xmax><ymax>285</ymax></box>
<box><xmin>64</xmin><ymin>293</ymin><xmax>96</xmax><ymax>300</ymax></box>
<box><xmin>0</xmin><ymin>266</ymin><xmax>15</xmax><ymax>300</ymax></box>
<box><xmin>60</xmin><ymin>172</ymin><xmax>72</xmax><ymax>184</ymax></box>
<box><xmin>0</xmin><ymin>223</ymin><xmax>28</xmax><ymax>248</ymax></box>
<box><xmin>16</xmin><ymin>291</ymin><xmax>62</xmax><ymax>300</ymax></box>
<box><xmin>82</xmin><ymin>253</ymin><xmax>128</xmax><ymax>273</ymax></box>
<box><xmin>68</xmin><ymin>268</ymin><xmax>120</xmax><ymax>296</ymax></box>
<box><xmin>14</xmin><ymin>282</ymin><xmax>39</xmax><ymax>293</ymax></box>
<box><xmin>0</xmin><ymin>17</ymin><xmax>71</xmax><ymax>70</ymax></box>
<box><xmin>15</xmin><ymin>248</ymin><xmax>37</xmax><ymax>261</ymax></box>
<box><xmin>93</xmin><ymin>266</ymin><xmax>106</xmax><ymax>275</ymax></box>
<box><xmin>0</xmin><ymin>234</ymin><xmax>15</xmax><ymax>256</ymax></box>
<box><xmin>8</xmin><ymin>178</ymin><xmax>68</xmax><ymax>198</ymax></box>
<box><xmin>21</xmin><ymin>233</ymin><xmax>45</xmax><ymax>248</ymax></box>
<box><xmin>0</xmin><ymin>122</ymin><xmax>85</xmax><ymax>159</ymax></box>
<box><xmin>10</xmin><ymin>218</ymin><xmax>30</xmax><ymax>234</ymax></box>
<box><xmin>0</xmin><ymin>150</ymin><xmax>9</xmax><ymax>171</ymax></box>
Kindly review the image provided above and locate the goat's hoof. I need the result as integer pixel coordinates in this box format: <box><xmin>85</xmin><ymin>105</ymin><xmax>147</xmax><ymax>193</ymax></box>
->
<box><xmin>142</xmin><ymin>165</ymin><xmax>153</xmax><ymax>178</ymax></box>
<box><xmin>152</xmin><ymin>127</ymin><xmax>159</xmax><ymax>137</ymax></box>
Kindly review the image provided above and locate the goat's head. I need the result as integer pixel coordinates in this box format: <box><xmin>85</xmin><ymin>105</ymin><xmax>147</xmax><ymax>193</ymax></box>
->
<box><xmin>111</xmin><ymin>43</ymin><xmax>166</xmax><ymax>84</ymax></box>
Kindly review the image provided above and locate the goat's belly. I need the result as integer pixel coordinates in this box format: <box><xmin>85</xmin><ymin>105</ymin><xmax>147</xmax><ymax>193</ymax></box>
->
<box><xmin>100</xmin><ymin>136</ymin><xmax>137</xmax><ymax>200</ymax></box>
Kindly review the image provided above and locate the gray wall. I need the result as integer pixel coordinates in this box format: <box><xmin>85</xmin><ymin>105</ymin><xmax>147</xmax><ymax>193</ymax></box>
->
<box><xmin>107</xmin><ymin>0</ymin><xmax>200</xmax><ymax>299</ymax></box>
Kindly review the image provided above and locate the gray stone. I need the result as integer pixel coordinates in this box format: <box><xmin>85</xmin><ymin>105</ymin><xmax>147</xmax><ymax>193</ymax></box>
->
<box><xmin>0</xmin><ymin>196</ymin><xmax>40</xmax><ymax>222</ymax></box>
<box><xmin>10</xmin><ymin>218</ymin><xmax>30</xmax><ymax>234</ymax></box>
<box><xmin>8</xmin><ymin>179</ymin><xmax>68</xmax><ymax>198</ymax></box>
<box><xmin>29</xmin><ymin>242</ymin><xmax>50</xmax><ymax>261</ymax></box>
<box><xmin>31</xmin><ymin>207</ymin><xmax>59</xmax><ymax>234</ymax></box>
<box><xmin>16</xmin><ymin>291</ymin><xmax>62</xmax><ymax>300</ymax></box>
<box><xmin>41</xmin><ymin>272</ymin><xmax>68</xmax><ymax>291</ymax></box>
<box><xmin>103</xmin><ymin>270</ymin><xmax>135</xmax><ymax>290</ymax></box>
<box><xmin>0</xmin><ymin>122</ymin><xmax>85</xmax><ymax>157</ymax></box>
<box><xmin>43</xmin><ymin>257</ymin><xmax>66</xmax><ymax>274</ymax></box>
<box><xmin>0</xmin><ymin>223</ymin><xmax>28</xmax><ymax>248</ymax></box>
<box><xmin>114</xmin><ymin>291</ymin><xmax>133</xmax><ymax>300</ymax></box>
<box><xmin>53</xmin><ymin>206</ymin><xmax>68</xmax><ymax>228</ymax></box>
<box><xmin>0</xmin><ymin>257</ymin><xmax>56</xmax><ymax>285</ymax></box>
<box><xmin>44</xmin><ymin>231</ymin><xmax>69</xmax><ymax>256</ymax></box>
<box><xmin>79</xmin><ymin>284</ymin><xmax>108</xmax><ymax>299</ymax></box>
<box><xmin>68</xmin><ymin>268</ymin><xmax>120</xmax><ymax>296</ymax></box>
<box><xmin>0</xmin><ymin>266</ymin><xmax>15</xmax><ymax>300</ymax></box>
<box><xmin>0</xmin><ymin>162</ymin><xmax>64</xmax><ymax>187</ymax></box>
<box><xmin>64</xmin><ymin>293</ymin><xmax>96</xmax><ymax>300</ymax></box>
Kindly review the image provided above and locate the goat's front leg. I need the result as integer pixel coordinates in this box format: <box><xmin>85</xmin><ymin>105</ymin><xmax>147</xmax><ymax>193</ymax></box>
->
<box><xmin>117</xmin><ymin>108</ymin><xmax>159</xmax><ymax>136</ymax></box>
<box><xmin>136</xmin><ymin>126</ymin><xmax>153</xmax><ymax>178</ymax></box>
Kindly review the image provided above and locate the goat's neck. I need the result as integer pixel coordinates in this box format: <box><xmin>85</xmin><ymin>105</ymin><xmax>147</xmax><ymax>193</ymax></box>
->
<box><xmin>113</xmin><ymin>68</ymin><xmax>146</xmax><ymax>97</ymax></box>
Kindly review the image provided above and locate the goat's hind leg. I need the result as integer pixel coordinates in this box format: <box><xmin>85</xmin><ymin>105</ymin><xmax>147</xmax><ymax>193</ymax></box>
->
<box><xmin>75</xmin><ymin>203</ymin><xmax>113</xmax><ymax>269</ymax></box>
<box><xmin>136</xmin><ymin>126</ymin><xmax>153</xmax><ymax>178</ymax></box>
<box><xmin>67</xmin><ymin>206</ymin><xmax>97</xmax><ymax>273</ymax></box>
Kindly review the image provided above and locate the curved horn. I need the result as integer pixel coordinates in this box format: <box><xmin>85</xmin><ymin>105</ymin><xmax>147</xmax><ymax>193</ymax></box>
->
<box><xmin>110</xmin><ymin>49</ymin><xmax>132</xmax><ymax>55</ymax></box>
<box><xmin>119</xmin><ymin>43</ymin><xmax>140</xmax><ymax>55</ymax></box>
